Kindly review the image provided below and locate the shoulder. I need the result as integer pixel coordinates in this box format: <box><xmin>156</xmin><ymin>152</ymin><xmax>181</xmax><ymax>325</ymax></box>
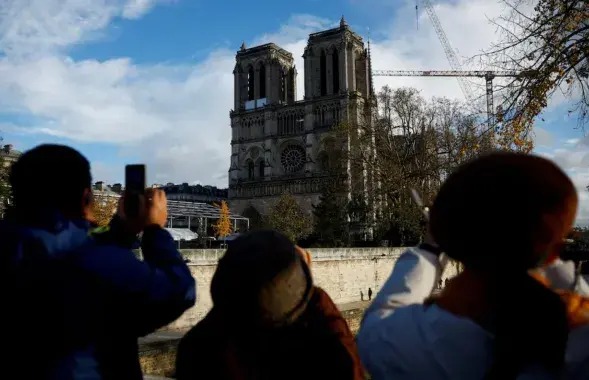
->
<box><xmin>358</xmin><ymin>304</ymin><xmax>492</xmax><ymax>378</ymax></box>
<box><xmin>179</xmin><ymin>311</ymin><xmax>223</xmax><ymax>355</ymax></box>
<box><xmin>359</xmin><ymin>303</ymin><xmax>489</xmax><ymax>355</ymax></box>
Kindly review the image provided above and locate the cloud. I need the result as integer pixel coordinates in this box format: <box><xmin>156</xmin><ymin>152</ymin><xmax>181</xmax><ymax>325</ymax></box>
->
<box><xmin>122</xmin><ymin>0</ymin><xmax>171</xmax><ymax>19</ymax></box>
<box><xmin>0</xmin><ymin>0</ymin><xmax>119</xmax><ymax>58</ymax></box>
<box><xmin>1</xmin><ymin>0</ymin><xmax>588</xmax><ymax>223</ymax></box>
<box><xmin>533</xmin><ymin>127</ymin><xmax>555</xmax><ymax>148</ymax></box>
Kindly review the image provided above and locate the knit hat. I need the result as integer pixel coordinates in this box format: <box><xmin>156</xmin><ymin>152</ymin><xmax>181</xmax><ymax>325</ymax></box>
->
<box><xmin>210</xmin><ymin>229</ymin><xmax>314</xmax><ymax>328</ymax></box>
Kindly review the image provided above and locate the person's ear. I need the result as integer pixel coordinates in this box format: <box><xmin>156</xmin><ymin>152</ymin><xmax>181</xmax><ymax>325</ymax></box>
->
<box><xmin>81</xmin><ymin>188</ymin><xmax>95</xmax><ymax>222</ymax></box>
<box><xmin>83</xmin><ymin>188</ymin><xmax>93</xmax><ymax>206</ymax></box>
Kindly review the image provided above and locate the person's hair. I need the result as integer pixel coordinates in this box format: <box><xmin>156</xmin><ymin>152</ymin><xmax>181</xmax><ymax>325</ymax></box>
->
<box><xmin>9</xmin><ymin>144</ymin><xmax>92</xmax><ymax>215</ymax></box>
<box><xmin>430</xmin><ymin>151</ymin><xmax>577</xmax><ymax>271</ymax></box>
<box><xmin>210</xmin><ymin>229</ymin><xmax>313</xmax><ymax>330</ymax></box>
<box><xmin>429</xmin><ymin>152</ymin><xmax>575</xmax><ymax>378</ymax></box>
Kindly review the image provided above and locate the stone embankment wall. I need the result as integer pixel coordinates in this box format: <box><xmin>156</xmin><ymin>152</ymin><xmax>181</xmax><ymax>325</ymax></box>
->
<box><xmin>164</xmin><ymin>247</ymin><xmax>459</xmax><ymax>331</ymax></box>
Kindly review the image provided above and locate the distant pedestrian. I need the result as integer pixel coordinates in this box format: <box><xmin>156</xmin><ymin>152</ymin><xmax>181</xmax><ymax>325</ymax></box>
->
<box><xmin>368</xmin><ymin>288</ymin><xmax>373</xmax><ymax>301</ymax></box>
<box><xmin>361</xmin><ymin>291</ymin><xmax>364</xmax><ymax>301</ymax></box>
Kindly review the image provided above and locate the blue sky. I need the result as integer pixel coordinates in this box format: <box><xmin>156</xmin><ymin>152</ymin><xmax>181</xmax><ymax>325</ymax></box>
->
<box><xmin>0</xmin><ymin>0</ymin><xmax>587</xmax><ymax>222</ymax></box>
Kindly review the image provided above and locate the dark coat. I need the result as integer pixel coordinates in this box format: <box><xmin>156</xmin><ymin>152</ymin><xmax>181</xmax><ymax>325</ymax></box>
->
<box><xmin>176</xmin><ymin>286</ymin><xmax>365</xmax><ymax>380</ymax></box>
<box><xmin>0</xmin><ymin>212</ymin><xmax>196</xmax><ymax>379</ymax></box>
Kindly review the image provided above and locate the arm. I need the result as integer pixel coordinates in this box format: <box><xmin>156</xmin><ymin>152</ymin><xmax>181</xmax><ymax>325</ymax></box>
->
<box><xmin>78</xmin><ymin>225</ymin><xmax>196</xmax><ymax>336</ymax></box>
<box><xmin>89</xmin><ymin>214</ymin><xmax>140</xmax><ymax>250</ymax></box>
<box><xmin>362</xmin><ymin>246</ymin><xmax>443</xmax><ymax>323</ymax></box>
<box><xmin>356</xmin><ymin>247</ymin><xmax>442</xmax><ymax>379</ymax></box>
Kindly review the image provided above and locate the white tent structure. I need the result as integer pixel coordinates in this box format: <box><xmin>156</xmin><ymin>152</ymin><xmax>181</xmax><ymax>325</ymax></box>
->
<box><xmin>165</xmin><ymin>228</ymin><xmax>199</xmax><ymax>242</ymax></box>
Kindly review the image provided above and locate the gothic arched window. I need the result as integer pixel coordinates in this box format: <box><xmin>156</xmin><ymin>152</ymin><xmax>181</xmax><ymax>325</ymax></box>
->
<box><xmin>247</xmin><ymin>161</ymin><xmax>255</xmax><ymax>179</ymax></box>
<box><xmin>320</xmin><ymin>50</ymin><xmax>327</xmax><ymax>96</ymax></box>
<box><xmin>280</xmin><ymin>67</ymin><xmax>286</xmax><ymax>102</ymax></box>
<box><xmin>247</xmin><ymin>66</ymin><xmax>255</xmax><ymax>101</ymax></box>
<box><xmin>258</xmin><ymin>160</ymin><xmax>265</xmax><ymax>178</ymax></box>
<box><xmin>318</xmin><ymin>152</ymin><xmax>330</xmax><ymax>172</ymax></box>
<box><xmin>259</xmin><ymin>64</ymin><xmax>266</xmax><ymax>99</ymax></box>
<box><xmin>332</xmin><ymin>48</ymin><xmax>340</xmax><ymax>94</ymax></box>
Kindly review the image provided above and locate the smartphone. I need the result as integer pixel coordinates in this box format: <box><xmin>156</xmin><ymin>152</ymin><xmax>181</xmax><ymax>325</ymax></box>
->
<box><xmin>125</xmin><ymin>164</ymin><xmax>146</xmax><ymax>218</ymax></box>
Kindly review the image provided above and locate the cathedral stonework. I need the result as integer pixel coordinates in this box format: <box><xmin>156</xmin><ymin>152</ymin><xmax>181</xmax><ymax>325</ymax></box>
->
<box><xmin>228</xmin><ymin>17</ymin><xmax>373</xmax><ymax>217</ymax></box>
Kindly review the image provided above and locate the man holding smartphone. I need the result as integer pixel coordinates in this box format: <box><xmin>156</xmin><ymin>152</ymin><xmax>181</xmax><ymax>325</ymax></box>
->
<box><xmin>0</xmin><ymin>144</ymin><xmax>196</xmax><ymax>380</ymax></box>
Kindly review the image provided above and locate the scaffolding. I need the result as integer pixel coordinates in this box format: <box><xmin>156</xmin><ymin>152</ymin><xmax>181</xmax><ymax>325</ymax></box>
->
<box><xmin>166</xmin><ymin>200</ymin><xmax>249</xmax><ymax>236</ymax></box>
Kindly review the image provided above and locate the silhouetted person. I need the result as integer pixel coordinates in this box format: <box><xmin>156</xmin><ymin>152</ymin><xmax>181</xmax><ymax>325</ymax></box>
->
<box><xmin>361</xmin><ymin>291</ymin><xmax>364</xmax><ymax>301</ymax></box>
<box><xmin>176</xmin><ymin>230</ymin><xmax>364</xmax><ymax>380</ymax></box>
<box><xmin>358</xmin><ymin>152</ymin><xmax>589</xmax><ymax>380</ymax></box>
<box><xmin>368</xmin><ymin>288</ymin><xmax>373</xmax><ymax>301</ymax></box>
<box><xmin>1</xmin><ymin>144</ymin><xmax>196</xmax><ymax>379</ymax></box>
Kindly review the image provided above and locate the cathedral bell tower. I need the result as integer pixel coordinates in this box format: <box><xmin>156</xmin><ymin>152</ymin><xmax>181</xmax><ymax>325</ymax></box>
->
<box><xmin>233</xmin><ymin>42</ymin><xmax>297</xmax><ymax>112</ymax></box>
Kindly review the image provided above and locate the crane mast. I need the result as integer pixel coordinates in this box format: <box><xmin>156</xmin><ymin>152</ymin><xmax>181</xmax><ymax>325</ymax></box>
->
<box><xmin>419</xmin><ymin>0</ymin><xmax>476</xmax><ymax>103</ymax></box>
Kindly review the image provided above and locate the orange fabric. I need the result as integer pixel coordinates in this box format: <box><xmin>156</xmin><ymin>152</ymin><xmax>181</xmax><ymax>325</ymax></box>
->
<box><xmin>311</xmin><ymin>287</ymin><xmax>365</xmax><ymax>380</ymax></box>
<box><xmin>295</xmin><ymin>245</ymin><xmax>312</xmax><ymax>268</ymax></box>
<box><xmin>530</xmin><ymin>272</ymin><xmax>589</xmax><ymax>329</ymax></box>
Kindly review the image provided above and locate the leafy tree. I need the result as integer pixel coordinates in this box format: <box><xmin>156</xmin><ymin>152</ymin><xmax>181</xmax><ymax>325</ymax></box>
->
<box><xmin>91</xmin><ymin>196</ymin><xmax>118</xmax><ymax>227</ymax></box>
<box><xmin>213</xmin><ymin>201</ymin><xmax>233</xmax><ymax>240</ymax></box>
<box><xmin>478</xmin><ymin>0</ymin><xmax>588</xmax><ymax>142</ymax></box>
<box><xmin>242</xmin><ymin>205</ymin><xmax>264</xmax><ymax>230</ymax></box>
<box><xmin>312</xmin><ymin>185</ymin><xmax>349</xmax><ymax>247</ymax></box>
<box><xmin>266</xmin><ymin>194</ymin><xmax>312</xmax><ymax>243</ymax></box>
<box><xmin>342</xmin><ymin>86</ymin><xmax>494</xmax><ymax>245</ymax></box>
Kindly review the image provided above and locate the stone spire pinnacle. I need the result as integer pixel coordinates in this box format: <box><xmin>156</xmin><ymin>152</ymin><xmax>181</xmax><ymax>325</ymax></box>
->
<box><xmin>240</xmin><ymin>41</ymin><xmax>246</xmax><ymax>51</ymax></box>
<box><xmin>340</xmin><ymin>15</ymin><xmax>347</xmax><ymax>28</ymax></box>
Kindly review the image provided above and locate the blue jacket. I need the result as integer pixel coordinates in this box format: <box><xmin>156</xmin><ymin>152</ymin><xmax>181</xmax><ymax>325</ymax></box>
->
<box><xmin>0</xmin><ymin>211</ymin><xmax>196</xmax><ymax>379</ymax></box>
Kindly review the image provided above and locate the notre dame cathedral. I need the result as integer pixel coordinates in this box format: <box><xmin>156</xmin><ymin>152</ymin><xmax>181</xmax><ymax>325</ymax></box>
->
<box><xmin>228</xmin><ymin>17</ymin><xmax>374</xmax><ymax>221</ymax></box>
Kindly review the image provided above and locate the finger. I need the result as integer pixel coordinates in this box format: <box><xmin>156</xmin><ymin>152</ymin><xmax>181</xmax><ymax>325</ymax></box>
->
<box><xmin>117</xmin><ymin>194</ymin><xmax>126</xmax><ymax>217</ymax></box>
<box><xmin>153</xmin><ymin>188</ymin><xmax>165</xmax><ymax>200</ymax></box>
<box><xmin>144</xmin><ymin>187</ymin><xmax>155</xmax><ymax>200</ymax></box>
<box><xmin>153</xmin><ymin>189</ymin><xmax>167</xmax><ymax>206</ymax></box>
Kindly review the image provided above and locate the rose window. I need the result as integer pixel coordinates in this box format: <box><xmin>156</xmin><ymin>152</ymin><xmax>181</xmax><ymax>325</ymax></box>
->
<box><xmin>280</xmin><ymin>145</ymin><xmax>306</xmax><ymax>173</ymax></box>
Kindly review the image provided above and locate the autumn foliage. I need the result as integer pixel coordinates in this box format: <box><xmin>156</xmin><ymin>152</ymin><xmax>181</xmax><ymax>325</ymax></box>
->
<box><xmin>481</xmin><ymin>0</ymin><xmax>589</xmax><ymax>143</ymax></box>
<box><xmin>213</xmin><ymin>201</ymin><xmax>233</xmax><ymax>240</ymax></box>
<box><xmin>91</xmin><ymin>196</ymin><xmax>118</xmax><ymax>227</ymax></box>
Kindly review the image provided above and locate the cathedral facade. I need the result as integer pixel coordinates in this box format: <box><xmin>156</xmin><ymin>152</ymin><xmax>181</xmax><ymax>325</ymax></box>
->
<box><xmin>228</xmin><ymin>17</ymin><xmax>373</xmax><ymax>217</ymax></box>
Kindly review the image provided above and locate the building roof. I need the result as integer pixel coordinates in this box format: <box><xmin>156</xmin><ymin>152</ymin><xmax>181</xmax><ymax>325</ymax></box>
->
<box><xmin>161</xmin><ymin>183</ymin><xmax>228</xmax><ymax>198</ymax></box>
<box><xmin>93</xmin><ymin>184</ymin><xmax>121</xmax><ymax>197</ymax></box>
<box><xmin>167</xmin><ymin>200</ymin><xmax>247</xmax><ymax>220</ymax></box>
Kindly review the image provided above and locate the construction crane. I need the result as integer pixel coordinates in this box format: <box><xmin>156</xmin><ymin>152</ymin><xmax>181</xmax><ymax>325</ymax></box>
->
<box><xmin>417</xmin><ymin>0</ymin><xmax>475</xmax><ymax>103</ymax></box>
<box><xmin>373</xmin><ymin>70</ymin><xmax>522</xmax><ymax>128</ymax></box>
<box><xmin>372</xmin><ymin>1</ymin><xmax>523</xmax><ymax>128</ymax></box>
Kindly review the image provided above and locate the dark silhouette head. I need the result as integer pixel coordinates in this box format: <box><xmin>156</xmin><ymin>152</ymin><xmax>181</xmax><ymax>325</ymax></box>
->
<box><xmin>430</xmin><ymin>152</ymin><xmax>576</xmax><ymax>378</ymax></box>
<box><xmin>9</xmin><ymin>144</ymin><xmax>93</xmax><ymax>220</ymax></box>
<box><xmin>210</xmin><ymin>229</ymin><xmax>313</xmax><ymax>329</ymax></box>
<box><xmin>429</xmin><ymin>152</ymin><xmax>577</xmax><ymax>273</ymax></box>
